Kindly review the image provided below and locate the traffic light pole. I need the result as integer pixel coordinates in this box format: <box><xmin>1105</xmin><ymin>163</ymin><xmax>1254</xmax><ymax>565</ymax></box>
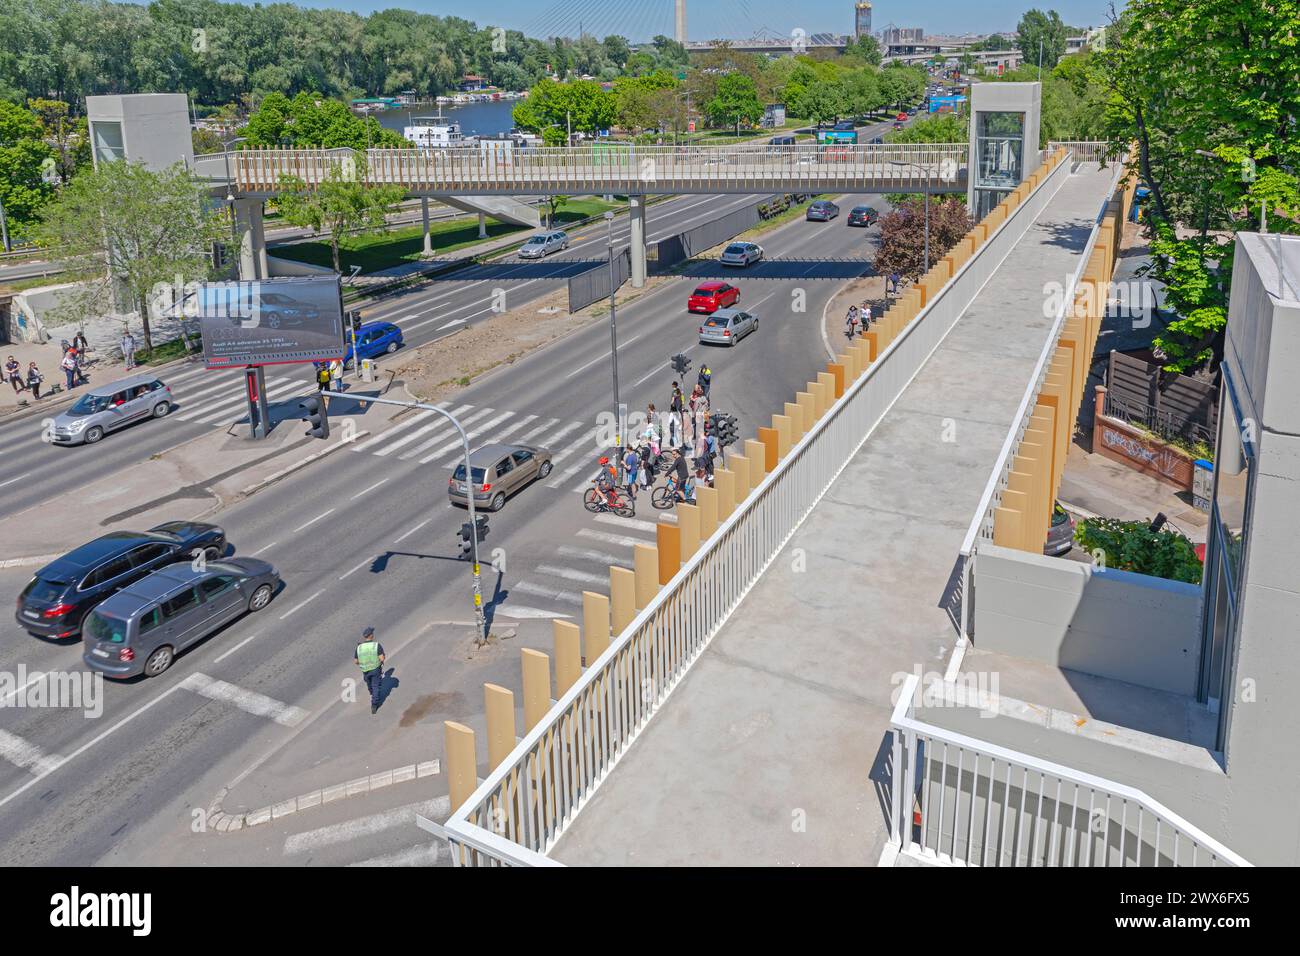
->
<box><xmin>320</xmin><ymin>391</ymin><xmax>486</xmax><ymax>644</ymax></box>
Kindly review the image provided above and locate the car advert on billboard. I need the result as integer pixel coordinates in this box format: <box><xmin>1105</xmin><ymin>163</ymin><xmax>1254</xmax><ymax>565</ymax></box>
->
<box><xmin>182</xmin><ymin>276</ymin><xmax>346</xmax><ymax>368</ymax></box>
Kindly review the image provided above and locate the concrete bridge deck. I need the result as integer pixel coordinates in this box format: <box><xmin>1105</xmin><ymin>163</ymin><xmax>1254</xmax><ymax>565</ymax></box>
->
<box><xmin>547</xmin><ymin>162</ymin><xmax>1118</xmax><ymax>866</ymax></box>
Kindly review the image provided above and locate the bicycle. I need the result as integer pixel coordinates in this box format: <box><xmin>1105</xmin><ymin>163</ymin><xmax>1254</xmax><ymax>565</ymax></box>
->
<box><xmin>583</xmin><ymin>479</ymin><xmax>636</xmax><ymax>517</ymax></box>
<box><xmin>651</xmin><ymin>473</ymin><xmax>694</xmax><ymax>510</ymax></box>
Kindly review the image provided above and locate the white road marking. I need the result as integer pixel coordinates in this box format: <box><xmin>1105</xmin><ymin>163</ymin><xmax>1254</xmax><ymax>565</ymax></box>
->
<box><xmin>251</xmin><ymin>541</ymin><xmax>278</xmax><ymax>556</ymax></box>
<box><xmin>278</xmin><ymin>588</ymin><xmax>326</xmax><ymax>620</ymax></box>
<box><xmin>491</xmin><ymin>605</ymin><xmax>572</xmax><ymax>620</ymax></box>
<box><xmin>417</xmin><ymin>411</ymin><xmax>513</xmax><ymax>464</ymax></box>
<box><xmin>633</xmin><ymin>345</ymin><xmax>697</xmax><ymax>388</ymax></box>
<box><xmin>594</xmin><ymin>513</ymin><xmax>660</xmax><ymax>534</ymax></box>
<box><xmin>397</xmin><ymin>406</ymin><xmax>496</xmax><ymax>460</ymax></box>
<box><xmin>535</xmin><ymin>564</ymin><xmax>613</xmax><ymax>587</ymax></box>
<box><xmin>489</xmin><ymin>413</ymin><xmax>536</xmax><ymax>442</ymax></box>
<box><xmin>283</xmin><ymin>796</ymin><xmax>450</xmax><ymax>855</ymax></box>
<box><xmin>511</xmin><ymin>580</ymin><xmax>583</xmax><ymax>605</ymax></box>
<box><xmin>349</xmin><ymin>843</ymin><xmax>444</xmax><ymax>867</ymax></box>
<box><xmin>544</xmin><ymin>432</ymin><xmax>599</xmax><ymax>487</ymax></box>
<box><xmin>529</xmin><ymin>419</ymin><xmax>583</xmax><ymax>449</ymax></box>
<box><xmin>576</xmin><ymin>528</ymin><xmax>644</xmax><ymax>549</ymax></box>
<box><xmin>351</xmin><ymin>408</ymin><xmax>438</xmax><ymax>453</ymax></box>
<box><xmin>184</xmin><ymin>379</ymin><xmax>306</xmax><ymax>426</ymax></box>
<box><xmin>555</xmin><ymin>544</ymin><xmax>632</xmax><ymax>567</ymax></box>
<box><xmin>370</xmin><ymin>404</ymin><xmax>473</xmax><ymax>457</ymax></box>
<box><xmin>180</xmin><ymin>672</ymin><xmax>308</xmax><ymax>726</ymax></box>
<box><xmin>563</xmin><ymin>332</ymin><xmax>647</xmax><ymax>380</ymax></box>
<box><xmin>350</xmin><ymin>478</ymin><xmax>390</xmax><ymax>500</ymax></box>
<box><xmin>393</xmin><ymin>517</ymin><xmax>432</xmax><ymax>543</ymax></box>
<box><xmin>338</xmin><ymin>557</ymin><xmax>375</xmax><ymax>581</ymax></box>
<box><xmin>0</xmin><ymin>472</ymin><xmax>31</xmax><ymax>489</ymax></box>
<box><xmin>437</xmin><ymin>319</ymin><xmax>466</xmax><ymax>330</ymax></box>
<box><xmin>213</xmin><ymin>633</ymin><xmax>261</xmax><ymax>664</ymax></box>
<box><xmin>0</xmin><ymin>729</ymin><xmax>64</xmax><ymax>777</ymax></box>
<box><xmin>292</xmin><ymin>508</ymin><xmax>336</xmax><ymax>534</ymax></box>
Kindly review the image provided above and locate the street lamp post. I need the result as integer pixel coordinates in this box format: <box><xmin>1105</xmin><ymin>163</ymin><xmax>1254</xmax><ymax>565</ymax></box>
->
<box><xmin>222</xmin><ymin>135</ymin><xmax>247</xmax><ymax>248</ymax></box>
<box><xmin>924</xmin><ymin>182</ymin><xmax>931</xmax><ymax>272</ymax></box>
<box><xmin>605</xmin><ymin>210</ymin><xmax>623</xmax><ymax>464</ymax></box>
<box><xmin>0</xmin><ymin>197</ymin><xmax>10</xmax><ymax>253</ymax></box>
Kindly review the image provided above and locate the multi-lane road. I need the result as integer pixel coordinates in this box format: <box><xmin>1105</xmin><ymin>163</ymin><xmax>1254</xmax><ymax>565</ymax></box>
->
<box><xmin>0</xmin><ymin>169</ymin><xmax>893</xmax><ymax>864</ymax></box>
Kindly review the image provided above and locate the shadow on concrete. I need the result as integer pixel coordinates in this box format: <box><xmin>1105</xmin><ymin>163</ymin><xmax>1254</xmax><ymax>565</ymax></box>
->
<box><xmin>674</xmin><ymin>257</ymin><xmax>876</xmax><ymax>281</ymax></box>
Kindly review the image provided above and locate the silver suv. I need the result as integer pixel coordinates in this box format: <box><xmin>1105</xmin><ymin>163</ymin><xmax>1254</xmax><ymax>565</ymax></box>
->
<box><xmin>49</xmin><ymin>374</ymin><xmax>173</xmax><ymax>445</ymax></box>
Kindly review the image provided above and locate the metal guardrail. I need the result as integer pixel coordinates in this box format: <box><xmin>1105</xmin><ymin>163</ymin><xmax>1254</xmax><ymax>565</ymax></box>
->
<box><xmin>1047</xmin><ymin>141</ymin><xmax>1118</xmax><ymax>165</ymax></box>
<box><xmin>956</xmin><ymin>155</ymin><xmax>1124</xmax><ymax>642</ymax></box>
<box><xmin>233</xmin><ymin>144</ymin><xmax>969</xmax><ymax>196</ymax></box>
<box><xmin>439</xmin><ymin>150</ymin><xmax>1070</xmax><ymax>868</ymax></box>
<box><xmin>889</xmin><ymin>674</ymin><xmax>1249</xmax><ymax>866</ymax></box>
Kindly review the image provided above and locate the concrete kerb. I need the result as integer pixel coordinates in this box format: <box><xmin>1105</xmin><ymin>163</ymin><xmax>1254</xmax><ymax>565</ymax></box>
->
<box><xmin>236</xmin><ymin>429</ymin><xmax>370</xmax><ymax>499</ymax></box>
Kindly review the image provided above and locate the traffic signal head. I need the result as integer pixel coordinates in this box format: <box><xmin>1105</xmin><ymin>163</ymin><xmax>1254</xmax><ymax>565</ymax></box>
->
<box><xmin>459</xmin><ymin>516</ymin><xmax>489</xmax><ymax>554</ymax></box>
<box><xmin>299</xmin><ymin>396</ymin><xmax>330</xmax><ymax>439</ymax></box>
<box><xmin>671</xmin><ymin>353</ymin><xmax>692</xmax><ymax>375</ymax></box>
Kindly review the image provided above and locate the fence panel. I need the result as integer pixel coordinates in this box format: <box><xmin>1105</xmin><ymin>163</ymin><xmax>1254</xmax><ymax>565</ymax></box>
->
<box><xmin>1105</xmin><ymin>351</ymin><xmax>1219</xmax><ymax>444</ymax></box>
<box><xmin>567</xmin><ymin>249</ymin><xmax>630</xmax><ymax>313</ymax></box>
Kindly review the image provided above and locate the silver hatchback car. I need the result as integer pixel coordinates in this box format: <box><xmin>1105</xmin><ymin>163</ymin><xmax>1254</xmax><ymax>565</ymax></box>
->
<box><xmin>699</xmin><ymin>306</ymin><xmax>759</xmax><ymax>347</ymax></box>
<box><xmin>448</xmin><ymin>443</ymin><xmax>554</xmax><ymax>512</ymax></box>
<box><xmin>49</xmin><ymin>374</ymin><xmax>173</xmax><ymax>445</ymax></box>
<box><xmin>719</xmin><ymin>242</ymin><xmax>764</xmax><ymax>267</ymax></box>
<box><xmin>518</xmin><ymin>231</ymin><xmax>569</xmax><ymax>259</ymax></box>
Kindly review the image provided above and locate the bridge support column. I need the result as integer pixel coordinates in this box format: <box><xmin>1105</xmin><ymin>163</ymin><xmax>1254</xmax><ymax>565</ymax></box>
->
<box><xmin>234</xmin><ymin>198</ymin><xmax>268</xmax><ymax>280</ymax></box>
<box><xmin>421</xmin><ymin>197</ymin><xmax>433</xmax><ymax>257</ymax></box>
<box><xmin>629</xmin><ymin>195</ymin><xmax>647</xmax><ymax>288</ymax></box>
<box><xmin>478</xmin><ymin>212</ymin><xmax>487</xmax><ymax>239</ymax></box>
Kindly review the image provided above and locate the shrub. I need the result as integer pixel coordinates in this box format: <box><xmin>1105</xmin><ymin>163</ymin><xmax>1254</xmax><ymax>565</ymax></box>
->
<box><xmin>1074</xmin><ymin>518</ymin><xmax>1203</xmax><ymax>584</ymax></box>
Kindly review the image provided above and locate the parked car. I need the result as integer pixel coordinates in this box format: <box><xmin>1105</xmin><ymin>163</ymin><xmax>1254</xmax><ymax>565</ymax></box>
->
<box><xmin>833</xmin><ymin>120</ymin><xmax>856</xmax><ymax>131</ymax></box>
<box><xmin>1044</xmin><ymin>502</ymin><xmax>1076</xmax><ymax>556</ymax></box>
<box><xmin>82</xmin><ymin>558</ymin><xmax>280</xmax><ymax>679</ymax></box>
<box><xmin>687</xmin><ymin>281</ymin><xmax>740</xmax><ymax>314</ymax></box>
<box><xmin>806</xmin><ymin>200</ymin><xmax>840</xmax><ymax>222</ymax></box>
<box><xmin>16</xmin><ymin>522</ymin><xmax>227</xmax><ymax>640</ymax></box>
<box><xmin>49</xmin><ymin>374</ymin><xmax>173</xmax><ymax>445</ymax></box>
<box><xmin>846</xmin><ymin>206</ymin><xmax>880</xmax><ymax>227</ymax></box>
<box><xmin>699</xmin><ymin>307</ymin><xmax>758</xmax><ymax>347</ymax></box>
<box><xmin>343</xmin><ymin>321</ymin><xmax>403</xmax><ymax>367</ymax></box>
<box><xmin>448</xmin><ymin>443</ymin><xmax>554</xmax><ymax>512</ymax></box>
<box><xmin>518</xmin><ymin>231</ymin><xmax>569</xmax><ymax>259</ymax></box>
<box><xmin>719</xmin><ymin>242</ymin><xmax>764</xmax><ymax>267</ymax></box>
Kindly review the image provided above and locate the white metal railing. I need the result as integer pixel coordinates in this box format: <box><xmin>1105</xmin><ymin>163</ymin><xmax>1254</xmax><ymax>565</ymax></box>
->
<box><xmin>956</xmin><ymin>156</ymin><xmax>1124</xmax><ymax>641</ymax></box>
<box><xmin>889</xmin><ymin>675</ymin><xmax>1250</xmax><ymax>866</ymax></box>
<box><xmin>441</xmin><ymin>148</ymin><xmax>1073</xmax><ymax>867</ymax></box>
<box><xmin>231</xmin><ymin>143</ymin><xmax>969</xmax><ymax>195</ymax></box>
<box><xmin>1047</xmin><ymin>141</ymin><xmax>1118</xmax><ymax>165</ymax></box>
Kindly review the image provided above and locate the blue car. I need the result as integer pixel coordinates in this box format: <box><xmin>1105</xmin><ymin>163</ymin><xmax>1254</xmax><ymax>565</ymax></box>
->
<box><xmin>344</xmin><ymin>321</ymin><xmax>403</xmax><ymax>367</ymax></box>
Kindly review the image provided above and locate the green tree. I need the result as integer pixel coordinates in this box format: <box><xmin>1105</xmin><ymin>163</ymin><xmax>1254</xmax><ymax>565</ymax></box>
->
<box><xmin>705</xmin><ymin>72</ymin><xmax>763</xmax><ymax>133</ymax></box>
<box><xmin>1074</xmin><ymin>518</ymin><xmax>1202</xmax><ymax>584</ymax></box>
<box><xmin>876</xmin><ymin>196</ymin><xmax>973</xmax><ymax>281</ymax></box>
<box><xmin>888</xmin><ymin>111</ymin><xmax>968</xmax><ymax>144</ymax></box>
<box><xmin>0</xmin><ymin>100</ymin><xmax>56</xmax><ymax>239</ymax></box>
<box><xmin>34</xmin><ymin>160</ymin><xmax>225</xmax><ymax>351</ymax></box>
<box><xmin>244</xmin><ymin>92</ymin><xmax>406</xmax><ymax>149</ymax></box>
<box><xmin>849</xmin><ymin>35</ymin><xmax>882</xmax><ymax>67</ymax></box>
<box><xmin>802</xmin><ymin>80</ymin><xmax>847</xmax><ymax>127</ymax></box>
<box><xmin>271</xmin><ymin>159</ymin><xmax>406</xmax><ymax>273</ymax></box>
<box><xmin>1016</xmin><ymin>9</ymin><xmax>1069</xmax><ymax>71</ymax></box>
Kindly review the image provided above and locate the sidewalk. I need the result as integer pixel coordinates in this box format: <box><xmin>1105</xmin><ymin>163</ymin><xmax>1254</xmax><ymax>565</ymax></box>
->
<box><xmin>1058</xmin><ymin>442</ymin><xmax>1209</xmax><ymax>544</ymax></box>
<box><xmin>0</xmin><ymin>382</ymin><xmax>410</xmax><ymax>564</ymax></box>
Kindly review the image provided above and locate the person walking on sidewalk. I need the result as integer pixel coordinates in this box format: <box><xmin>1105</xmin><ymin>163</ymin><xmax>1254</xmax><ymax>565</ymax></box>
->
<box><xmin>622</xmin><ymin>446</ymin><xmax>640</xmax><ymax>507</ymax></box>
<box><xmin>353</xmin><ymin>626</ymin><xmax>386</xmax><ymax>715</ymax></box>
<box><xmin>5</xmin><ymin>356</ymin><xmax>23</xmax><ymax>395</ymax></box>
<box><xmin>26</xmin><ymin>362</ymin><xmax>44</xmax><ymax>399</ymax></box>
<box><xmin>121</xmin><ymin>331</ymin><xmax>137</xmax><ymax>371</ymax></box>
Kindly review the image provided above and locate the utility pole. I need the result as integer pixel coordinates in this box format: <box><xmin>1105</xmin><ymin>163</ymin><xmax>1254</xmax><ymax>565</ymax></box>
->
<box><xmin>605</xmin><ymin>210</ymin><xmax>623</xmax><ymax>461</ymax></box>
<box><xmin>923</xmin><ymin>182</ymin><xmax>930</xmax><ymax>272</ymax></box>
<box><xmin>1038</xmin><ymin>37</ymin><xmax>1043</xmax><ymax>79</ymax></box>
<box><xmin>0</xmin><ymin>197</ymin><xmax>10</xmax><ymax>253</ymax></box>
<box><xmin>567</xmin><ymin>110</ymin><xmax>572</xmax><ymax>147</ymax></box>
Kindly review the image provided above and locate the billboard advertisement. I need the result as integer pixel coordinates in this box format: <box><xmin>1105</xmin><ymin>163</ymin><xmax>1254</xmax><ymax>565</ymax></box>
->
<box><xmin>182</xmin><ymin>276</ymin><xmax>346</xmax><ymax>368</ymax></box>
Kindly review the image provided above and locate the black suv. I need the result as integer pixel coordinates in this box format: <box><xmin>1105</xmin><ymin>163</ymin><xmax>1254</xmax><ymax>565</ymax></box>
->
<box><xmin>847</xmin><ymin>206</ymin><xmax>879</xmax><ymax>227</ymax></box>
<box><xmin>16</xmin><ymin>522</ymin><xmax>227</xmax><ymax>640</ymax></box>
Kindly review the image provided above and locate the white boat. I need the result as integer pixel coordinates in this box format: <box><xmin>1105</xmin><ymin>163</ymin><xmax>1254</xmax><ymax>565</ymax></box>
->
<box><xmin>403</xmin><ymin>113</ymin><xmax>476</xmax><ymax>149</ymax></box>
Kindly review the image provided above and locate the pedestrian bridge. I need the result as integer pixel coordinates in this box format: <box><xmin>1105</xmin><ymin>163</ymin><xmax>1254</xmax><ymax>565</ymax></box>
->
<box><xmin>229</xmin><ymin>143</ymin><xmax>968</xmax><ymax>198</ymax></box>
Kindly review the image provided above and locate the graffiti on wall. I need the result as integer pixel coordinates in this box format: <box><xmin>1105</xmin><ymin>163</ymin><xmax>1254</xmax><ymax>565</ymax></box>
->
<box><xmin>1100</xmin><ymin>422</ymin><xmax>1190</xmax><ymax>485</ymax></box>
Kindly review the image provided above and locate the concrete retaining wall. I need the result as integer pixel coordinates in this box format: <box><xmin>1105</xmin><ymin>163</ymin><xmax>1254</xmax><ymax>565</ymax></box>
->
<box><xmin>974</xmin><ymin>542</ymin><xmax>1201</xmax><ymax>696</ymax></box>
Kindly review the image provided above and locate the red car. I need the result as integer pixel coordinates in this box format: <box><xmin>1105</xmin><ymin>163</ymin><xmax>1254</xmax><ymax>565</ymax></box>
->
<box><xmin>687</xmin><ymin>281</ymin><xmax>740</xmax><ymax>314</ymax></box>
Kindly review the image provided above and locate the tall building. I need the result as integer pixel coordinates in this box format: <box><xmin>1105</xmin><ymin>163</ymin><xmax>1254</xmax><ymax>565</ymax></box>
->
<box><xmin>855</xmin><ymin>1</ymin><xmax>873</xmax><ymax>38</ymax></box>
<box><xmin>883</xmin><ymin>26</ymin><xmax>924</xmax><ymax>45</ymax></box>
<box><xmin>675</xmin><ymin>0</ymin><xmax>686</xmax><ymax>43</ymax></box>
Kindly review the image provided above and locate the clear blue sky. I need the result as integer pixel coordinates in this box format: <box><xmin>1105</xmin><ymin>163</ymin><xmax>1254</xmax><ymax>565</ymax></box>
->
<box><xmin>261</xmin><ymin>1</ymin><xmax>1118</xmax><ymax>42</ymax></box>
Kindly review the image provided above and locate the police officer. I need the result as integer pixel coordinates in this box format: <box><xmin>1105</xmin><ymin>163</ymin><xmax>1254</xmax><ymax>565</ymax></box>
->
<box><xmin>697</xmin><ymin>363</ymin><xmax>712</xmax><ymax>399</ymax></box>
<box><xmin>353</xmin><ymin>626</ymin><xmax>386</xmax><ymax>714</ymax></box>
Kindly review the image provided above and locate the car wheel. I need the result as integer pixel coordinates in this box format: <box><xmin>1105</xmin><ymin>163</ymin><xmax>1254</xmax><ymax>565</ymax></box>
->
<box><xmin>490</xmin><ymin>492</ymin><xmax>507</xmax><ymax>512</ymax></box>
<box><xmin>386</xmin><ymin>341</ymin><xmax>398</xmax><ymax>354</ymax></box>
<box><xmin>248</xmin><ymin>584</ymin><xmax>273</xmax><ymax>612</ymax></box>
<box><xmin>153</xmin><ymin>401</ymin><xmax>171</xmax><ymax>418</ymax></box>
<box><xmin>143</xmin><ymin>645</ymin><xmax>174</xmax><ymax>678</ymax></box>
<box><xmin>538</xmin><ymin>460</ymin><xmax>553</xmax><ymax>478</ymax></box>
<box><xmin>84</xmin><ymin>425</ymin><xmax>104</xmax><ymax>444</ymax></box>
<box><xmin>202</xmin><ymin>545</ymin><xmax>222</xmax><ymax>562</ymax></box>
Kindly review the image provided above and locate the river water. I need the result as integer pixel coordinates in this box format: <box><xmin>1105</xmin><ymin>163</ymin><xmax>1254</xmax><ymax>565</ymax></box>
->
<box><xmin>375</xmin><ymin>99</ymin><xmax>520</xmax><ymax>140</ymax></box>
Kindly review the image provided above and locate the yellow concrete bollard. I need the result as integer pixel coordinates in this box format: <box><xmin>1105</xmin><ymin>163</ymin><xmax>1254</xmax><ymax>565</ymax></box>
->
<box><xmin>583</xmin><ymin>591</ymin><xmax>611</xmax><ymax>662</ymax></box>
<box><xmin>797</xmin><ymin>391</ymin><xmax>816</xmax><ymax>431</ymax></box>
<box><xmin>744</xmin><ymin>439</ymin><xmax>768</xmax><ymax>487</ymax></box>
<box><xmin>696</xmin><ymin>485</ymin><xmax>718</xmax><ymax>538</ymax></box>
<box><xmin>634</xmin><ymin>541</ymin><xmax>660</xmax><ymax>605</ymax></box>
<box><xmin>677</xmin><ymin>502</ymin><xmax>700</xmax><ymax>563</ymax></box>
<box><xmin>484</xmin><ymin>684</ymin><xmax>516</xmax><ymax>770</ymax></box>
<box><xmin>756</xmin><ymin>428</ymin><xmax>779</xmax><ymax>472</ymax></box>
<box><xmin>553</xmin><ymin>619</ymin><xmax>582</xmax><ymax>695</ymax></box>
<box><xmin>728</xmin><ymin>453</ymin><xmax>750</xmax><ymax>502</ymax></box>
<box><xmin>818</xmin><ymin>371</ymin><xmax>837</xmax><ymax>409</ymax></box>
<box><xmin>655</xmin><ymin>523</ymin><xmax>679</xmax><ymax>585</ymax></box>
<box><xmin>444</xmin><ymin>721</ymin><xmax>478</xmax><ymax>814</ymax></box>
<box><xmin>714</xmin><ymin>468</ymin><xmax>737</xmax><ymax>520</ymax></box>
<box><xmin>610</xmin><ymin>566</ymin><xmax>636</xmax><ymax>634</ymax></box>
<box><xmin>521</xmin><ymin>648</ymin><xmax>551</xmax><ymax>731</ymax></box>
<box><xmin>784</xmin><ymin>402</ymin><xmax>804</xmax><ymax>440</ymax></box>
<box><xmin>772</xmin><ymin>414</ymin><xmax>793</xmax><ymax>458</ymax></box>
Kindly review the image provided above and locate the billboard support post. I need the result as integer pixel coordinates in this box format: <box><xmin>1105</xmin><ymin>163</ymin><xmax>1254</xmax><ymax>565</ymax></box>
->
<box><xmin>321</xmin><ymin>391</ymin><xmax>486</xmax><ymax>645</ymax></box>
<box><xmin>243</xmin><ymin>365</ymin><xmax>271</xmax><ymax>439</ymax></box>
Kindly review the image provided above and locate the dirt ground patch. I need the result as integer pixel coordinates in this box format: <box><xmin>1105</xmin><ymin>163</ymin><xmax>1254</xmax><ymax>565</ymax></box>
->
<box><xmin>391</xmin><ymin>275</ymin><xmax>674</xmax><ymax>403</ymax></box>
<box><xmin>822</xmin><ymin>275</ymin><xmax>893</xmax><ymax>346</ymax></box>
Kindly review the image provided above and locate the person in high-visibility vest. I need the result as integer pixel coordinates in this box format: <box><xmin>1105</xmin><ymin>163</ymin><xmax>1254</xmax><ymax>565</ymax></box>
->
<box><xmin>353</xmin><ymin>626</ymin><xmax>386</xmax><ymax>714</ymax></box>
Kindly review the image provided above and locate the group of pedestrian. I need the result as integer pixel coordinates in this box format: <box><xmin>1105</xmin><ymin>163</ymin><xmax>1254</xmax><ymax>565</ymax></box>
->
<box><xmin>845</xmin><ymin>301</ymin><xmax>874</xmax><ymax>338</ymax></box>
<box><xmin>4</xmin><ymin>355</ymin><xmax>45</xmax><ymax>401</ymax></box>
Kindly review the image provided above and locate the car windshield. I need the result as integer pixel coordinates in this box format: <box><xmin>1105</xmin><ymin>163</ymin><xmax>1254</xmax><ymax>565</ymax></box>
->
<box><xmin>452</xmin><ymin>465</ymin><xmax>488</xmax><ymax>483</ymax></box>
<box><xmin>724</xmin><ymin>245</ymin><xmax>746</xmax><ymax>254</ymax></box>
<box><xmin>84</xmin><ymin>610</ymin><xmax>129</xmax><ymax>644</ymax></box>
<box><xmin>692</xmin><ymin>287</ymin><xmax>717</xmax><ymax>297</ymax></box>
<box><xmin>69</xmin><ymin>393</ymin><xmax>113</xmax><ymax>415</ymax></box>
<box><xmin>525</xmin><ymin>237</ymin><xmax>546</xmax><ymax>245</ymax></box>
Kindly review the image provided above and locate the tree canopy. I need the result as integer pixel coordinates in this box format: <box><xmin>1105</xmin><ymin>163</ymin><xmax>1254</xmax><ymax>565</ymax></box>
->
<box><xmin>1016</xmin><ymin>9</ymin><xmax>1070</xmax><ymax>70</ymax></box>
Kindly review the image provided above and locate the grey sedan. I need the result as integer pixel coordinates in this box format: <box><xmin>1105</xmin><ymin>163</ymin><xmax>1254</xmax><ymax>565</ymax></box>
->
<box><xmin>719</xmin><ymin>242</ymin><xmax>764</xmax><ymax>267</ymax></box>
<box><xmin>698</xmin><ymin>307</ymin><xmax>758</xmax><ymax>347</ymax></box>
<box><xmin>82</xmin><ymin>558</ymin><xmax>280</xmax><ymax>679</ymax></box>
<box><xmin>448</xmin><ymin>443</ymin><xmax>554</xmax><ymax>512</ymax></box>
